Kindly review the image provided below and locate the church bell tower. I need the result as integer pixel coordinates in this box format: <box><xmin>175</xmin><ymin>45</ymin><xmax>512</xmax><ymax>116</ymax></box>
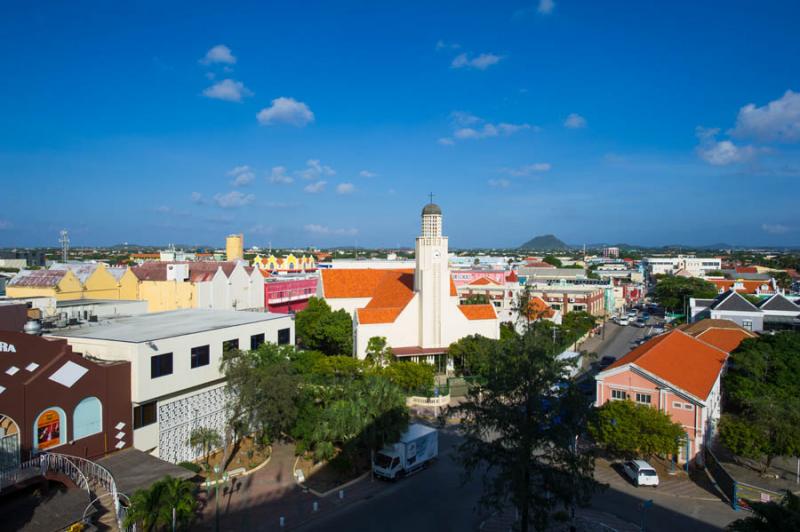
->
<box><xmin>415</xmin><ymin>199</ymin><xmax>450</xmax><ymax>348</ymax></box>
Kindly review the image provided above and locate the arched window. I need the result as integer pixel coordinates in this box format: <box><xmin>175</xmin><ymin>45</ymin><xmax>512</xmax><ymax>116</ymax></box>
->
<box><xmin>34</xmin><ymin>407</ymin><xmax>67</xmax><ymax>451</ymax></box>
<box><xmin>73</xmin><ymin>397</ymin><xmax>103</xmax><ymax>439</ymax></box>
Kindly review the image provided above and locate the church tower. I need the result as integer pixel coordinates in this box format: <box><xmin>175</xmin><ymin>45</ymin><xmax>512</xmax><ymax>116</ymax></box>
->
<box><xmin>415</xmin><ymin>201</ymin><xmax>450</xmax><ymax>347</ymax></box>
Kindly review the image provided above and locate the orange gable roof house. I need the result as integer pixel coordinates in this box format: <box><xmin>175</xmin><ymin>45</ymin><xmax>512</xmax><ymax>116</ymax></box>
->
<box><xmin>318</xmin><ymin>202</ymin><xmax>499</xmax><ymax>366</ymax></box>
<box><xmin>595</xmin><ymin>327</ymin><xmax>733</xmax><ymax>465</ymax></box>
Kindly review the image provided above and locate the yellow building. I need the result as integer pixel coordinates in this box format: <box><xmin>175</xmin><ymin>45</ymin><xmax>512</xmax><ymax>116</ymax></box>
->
<box><xmin>252</xmin><ymin>253</ymin><xmax>316</xmax><ymax>272</ymax></box>
<box><xmin>226</xmin><ymin>234</ymin><xmax>244</xmax><ymax>261</ymax></box>
<box><xmin>6</xmin><ymin>269</ymin><xmax>84</xmax><ymax>301</ymax></box>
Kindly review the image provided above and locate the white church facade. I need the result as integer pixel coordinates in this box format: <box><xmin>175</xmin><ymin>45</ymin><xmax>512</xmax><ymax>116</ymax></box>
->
<box><xmin>318</xmin><ymin>202</ymin><xmax>500</xmax><ymax>368</ymax></box>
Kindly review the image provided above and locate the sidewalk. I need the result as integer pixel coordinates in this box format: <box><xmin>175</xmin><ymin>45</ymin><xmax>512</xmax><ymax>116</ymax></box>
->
<box><xmin>195</xmin><ymin>442</ymin><xmax>388</xmax><ymax>531</ymax></box>
<box><xmin>480</xmin><ymin>505</ymin><xmax>640</xmax><ymax>531</ymax></box>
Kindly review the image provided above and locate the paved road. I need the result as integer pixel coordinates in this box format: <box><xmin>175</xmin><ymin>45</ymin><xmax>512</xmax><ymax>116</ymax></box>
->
<box><xmin>298</xmin><ymin>425</ymin><xmax>738</xmax><ymax>532</ymax></box>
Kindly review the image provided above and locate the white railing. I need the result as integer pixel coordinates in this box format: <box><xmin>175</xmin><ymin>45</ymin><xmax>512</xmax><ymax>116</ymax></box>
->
<box><xmin>407</xmin><ymin>394</ymin><xmax>450</xmax><ymax>407</ymax></box>
<box><xmin>1</xmin><ymin>452</ymin><xmax>126</xmax><ymax>530</ymax></box>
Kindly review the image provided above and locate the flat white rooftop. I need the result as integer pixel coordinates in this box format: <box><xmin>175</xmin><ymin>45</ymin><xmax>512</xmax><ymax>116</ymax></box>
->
<box><xmin>49</xmin><ymin>309</ymin><xmax>290</xmax><ymax>343</ymax></box>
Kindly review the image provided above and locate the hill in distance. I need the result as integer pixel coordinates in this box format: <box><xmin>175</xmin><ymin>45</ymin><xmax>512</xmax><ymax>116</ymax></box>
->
<box><xmin>519</xmin><ymin>234</ymin><xmax>569</xmax><ymax>250</ymax></box>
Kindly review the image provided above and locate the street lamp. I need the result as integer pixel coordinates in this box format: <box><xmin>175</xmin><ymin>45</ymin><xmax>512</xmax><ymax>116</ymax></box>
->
<box><xmin>214</xmin><ymin>465</ymin><xmax>229</xmax><ymax>532</ymax></box>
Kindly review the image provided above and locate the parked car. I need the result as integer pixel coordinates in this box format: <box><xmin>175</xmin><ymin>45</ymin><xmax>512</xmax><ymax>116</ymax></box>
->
<box><xmin>622</xmin><ymin>460</ymin><xmax>659</xmax><ymax>487</ymax></box>
<box><xmin>641</xmin><ymin>312</ymin><xmax>650</xmax><ymax>321</ymax></box>
<box><xmin>618</xmin><ymin>317</ymin><xmax>630</xmax><ymax>326</ymax></box>
<box><xmin>632</xmin><ymin>319</ymin><xmax>646</xmax><ymax>328</ymax></box>
<box><xmin>627</xmin><ymin>310</ymin><xmax>637</xmax><ymax>318</ymax></box>
<box><xmin>598</xmin><ymin>355</ymin><xmax>616</xmax><ymax>369</ymax></box>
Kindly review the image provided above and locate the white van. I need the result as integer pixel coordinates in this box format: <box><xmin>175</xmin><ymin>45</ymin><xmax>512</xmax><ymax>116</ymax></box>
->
<box><xmin>622</xmin><ymin>460</ymin><xmax>659</xmax><ymax>487</ymax></box>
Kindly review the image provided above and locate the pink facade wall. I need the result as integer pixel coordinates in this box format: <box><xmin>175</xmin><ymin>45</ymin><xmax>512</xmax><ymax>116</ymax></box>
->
<box><xmin>597</xmin><ymin>370</ymin><xmax>705</xmax><ymax>460</ymax></box>
<box><xmin>264</xmin><ymin>278</ymin><xmax>317</xmax><ymax>314</ymax></box>
<box><xmin>451</xmin><ymin>270</ymin><xmax>507</xmax><ymax>287</ymax></box>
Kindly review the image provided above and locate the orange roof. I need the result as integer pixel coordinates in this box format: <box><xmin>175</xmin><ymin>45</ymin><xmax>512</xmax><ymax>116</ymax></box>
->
<box><xmin>736</xmin><ymin>266</ymin><xmax>758</xmax><ymax>274</ymax></box>
<box><xmin>321</xmin><ymin>269</ymin><xmax>412</xmax><ymax>298</ymax></box>
<box><xmin>528</xmin><ymin>296</ymin><xmax>555</xmax><ymax>319</ymax></box>
<box><xmin>696</xmin><ymin>329</ymin><xmax>754</xmax><ymax>353</ymax></box>
<box><xmin>357</xmin><ymin>271</ymin><xmax>416</xmax><ymax>324</ymax></box>
<box><xmin>470</xmin><ymin>277</ymin><xmax>500</xmax><ymax>286</ymax></box>
<box><xmin>450</xmin><ymin>277</ymin><xmax>457</xmax><ymax>296</ymax></box>
<box><xmin>709</xmin><ymin>279</ymin><xmax>771</xmax><ymax>294</ymax></box>
<box><xmin>604</xmin><ymin>330</ymin><xmax>727</xmax><ymax>400</ymax></box>
<box><xmin>458</xmin><ymin>304</ymin><xmax>497</xmax><ymax>320</ymax></box>
<box><xmin>506</xmin><ymin>271</ymin><xmax>519</xmax><ymax>283</ymax></box>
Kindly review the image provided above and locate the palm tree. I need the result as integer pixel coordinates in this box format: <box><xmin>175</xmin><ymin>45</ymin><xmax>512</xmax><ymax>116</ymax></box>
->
<box><xmin>728</xmin><ymin>490</ymin><xmax>800</xmax><ymax>531</ymax></box>
<box><xmin>155</xmin><ymin>476</ymin><xmax>198</xmax><ymax>531</ymax></box>
<box><xmin>188</xmin><ymin>427</ymin><xmax>222</xmax><ymax>470</ymax></box>
<box><xmin>123</xmin><ymin>480</ymin><xmax>166</xmax><ymax>531</ymax></box>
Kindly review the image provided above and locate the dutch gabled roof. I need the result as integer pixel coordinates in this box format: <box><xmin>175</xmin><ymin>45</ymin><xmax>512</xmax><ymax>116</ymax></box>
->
<box><xmin>709</xmin><ymin>290</ymin><xmax>762</xmax><ymax>313</ymax></box>
<box><xmin>679</xmin><ymin>319</ymin><xmax>756</xmax><ymax>353</ymax></box>
<box><xmin>602</xmin><ymin>329</ymin><xmax>728</xmax><ymax>400</ymax></box>
<box><xmin>8</xmin><ymin>268</ymin><xmax>68</xmax><ymax>288</ymax></box>
<box><xmin>709</xmin><ymin>278</ymin><xmax>773</xmax><ymax>294</ymax></box>
<box><xmin>457</xmin><ymin>304</ymin><xmax>497</xmax><ymax>320</ymax></box>
<box><xmin>469</xmin><ymin>277</ymin><xmax>501</xmax><ymax>286</ymax></box>
<box><xmin>757</xmin><ymin>293</ymin><xmax>800</xmax><ymax>312</ymax></box>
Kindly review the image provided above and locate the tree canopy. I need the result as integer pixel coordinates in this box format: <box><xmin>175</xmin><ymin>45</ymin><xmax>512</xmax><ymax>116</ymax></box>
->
<box><xmin>542</xmin><ymin>255</ymin><xmax>563</xmax><ymax>267</ymax></box>
<box><xmin>123</xmin><ymin>476</ymin><xmax>197</xmax><ymax>531</ymax></box>
<box><xmin>721</xmin><ymin>332</ymin><xmax>800</xmax><ymax>470</ymax></box>
<box><xmin>590</xmin><ymin>399</ymin><xmax>684</xmax><ymax>459</ymax></box>
<box><xmin>728</xmin><ymin>490</ymin><xmax>800</xmax><ymax>531</ymax></box>
<box><xmin>453</xmin><ymin>322</ymin><xmax>597</xmax><ymax>531</ymax></box>
<box><xmin>652</xmin><ymin>276</ymin><xmax>719</xmax><ymax>312</ymax></box>
<box><xmin>294</xmin><ymin>297</ymin><xmax>353</xmax><ymax>356</ymax></box>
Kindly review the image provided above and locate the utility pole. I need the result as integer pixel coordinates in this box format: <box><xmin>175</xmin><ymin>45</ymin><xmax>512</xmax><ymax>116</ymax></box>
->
<box><xmin>59</xmin><ymin>229</ymin><xmax>70</xmax><ymax>262</ymax></box>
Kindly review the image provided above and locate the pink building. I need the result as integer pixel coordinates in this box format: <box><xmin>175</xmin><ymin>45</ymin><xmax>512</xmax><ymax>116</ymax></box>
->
<box><xmin>594</xmin><ymin>329</ymin><xmax>730</xmax><ymax>464</ymax></box>
<box><xmin>263</xmin><ymin>274</ymin><xmax>318</xmax><ymax>313</ymax></box>
<box><xmin>451</xmin><ymin>269</ymin><xmax>507</xmax><ymax>287</ymax></box>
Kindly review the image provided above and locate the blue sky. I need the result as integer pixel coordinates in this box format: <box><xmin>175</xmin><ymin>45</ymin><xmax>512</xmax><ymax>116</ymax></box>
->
<box><xmin>2</xmin><ymin>1</ymin><xmax>799</xmax><ymax>248</ymax></box>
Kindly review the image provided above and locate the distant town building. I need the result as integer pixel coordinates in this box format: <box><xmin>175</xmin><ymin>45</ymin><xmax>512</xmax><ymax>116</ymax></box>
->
<box><xmin>253</xmin><ymin>253</ymin><xmax>317</xmax><ymax>272</ymax></box>
<box><xmin>644</xmin><ymin>255</ymin><xmax>722</xmax><ymax>277</ymax></box>
<box><xmin>318</xmin><ymin>203</ymin><xmax>499</xmax><ymax>368</ymax></box>
<box><xmin>603</xmin><ymin>246</ymin><xmax>620</xmax><ymax>258</ymax></box>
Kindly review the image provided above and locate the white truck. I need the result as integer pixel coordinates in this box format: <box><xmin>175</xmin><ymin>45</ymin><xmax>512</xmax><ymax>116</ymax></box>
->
<box><xmin>372</xmin><ymin>423</ymin><xmax>438</xmax><ymax>480</ymax></box>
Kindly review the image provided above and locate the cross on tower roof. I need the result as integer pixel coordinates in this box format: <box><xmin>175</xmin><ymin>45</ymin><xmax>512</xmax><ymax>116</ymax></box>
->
<box><xmin>428</xmin><ymin>192</ymin><xmax>434</xmax><ymax>204</ymax></box>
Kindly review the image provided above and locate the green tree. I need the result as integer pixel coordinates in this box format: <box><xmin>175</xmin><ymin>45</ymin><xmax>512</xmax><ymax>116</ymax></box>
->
<box><xmin>449</xmin><ymin>334</ymin><xmax>496</xmax><ymax>378</ymax></box>
<box><xmin>188</xmin><ymin>427</ymin><xmax>222</xmax><ymax>470</ymax></box>
<box><xmin>294</xmin><ymin>297</ymin><xmax>354</xmax><ymax>356</ymax></box>
<box><xmin>453</xmin><ymin>325</ymin><xmax>597</xmax><ymax>531</ymax></box>
<box><xmin>722</xmin><ymin>332</ymin><xmax>800</xmax><ymax>471</ymax></box>
<box><xmin>590</xmin><ymin>399</ymin><xmax>684</xmax><ymax>459</ymax></box>
<box><xmin>123</xmin><ymin>476</ymin><xmax>197</xmax><ymax>531</ymax></box>
<box><xmin>652</xmin><ymin>276</ymin><xmax>718</xmax><ymax>312</ymax></box>
<box><xmin>365</xmin><ymin>336</ymin><xmax>393</xmax><ymax>366</ymax></box>
<box><xmin>464</xmin><ymin>293</ymin><xmax>489</xmax><ymax>305</ymax></box>
<box><xmin>728</xmin><ymin>490</ymin><xmax>800</xmax><ymax>531</ymax></box>
<box><xmin>222</xmin><ymin>342</ymin><xmax>301</xmax><ymax>445</ymax></box>
<box><xmin>542</xmin><ymin>255</ymin><xmax>563</xmax><ymax>267</ymax></box>
<box><xmin>774</xmin><ymin>271</ymin><xmax>793</xmax><ymax>290</ymax></box>
<box><xmin>381</xmin><ymin>361</ymin><xmax>435</xmax><ymax>393</ymax></box>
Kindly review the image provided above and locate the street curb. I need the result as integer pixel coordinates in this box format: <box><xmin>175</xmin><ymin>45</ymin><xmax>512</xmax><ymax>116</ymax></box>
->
<box><xmin>293</xmin><ymin>455</ymin><xmax>372</xmax><ymax>498</ymax></box>
<box><xmin>202</xmin><ymin>445</ymin><xmax>273</xmax><ymax>488</ymax></box>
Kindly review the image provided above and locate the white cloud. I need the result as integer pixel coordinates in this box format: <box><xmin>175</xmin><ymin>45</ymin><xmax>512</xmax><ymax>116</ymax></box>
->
<box><xmin>305</xmin><ymin>224</ymin><xmax>358</xmax><ymax>236</ymax></box>
<box><xmin>504</xmin><ymin>163</ymin><xmax>552</xmax><ymax>176</ymax></box>
<box><xmin>450</xmin><ymin>111</ymin><xmax>482</xmax><ymax>126</ymax></box>
<box><xmin>451</xmin><ymin>52</ymin><xmax>503</xmax><ymax>70</ymax></box>
<box><xmin>359</xmin><ymin>170</ymin><xmax>378</xmax><ymax>178</ymax></box>
<box><xmin>190</xmin><ymin>192</ymin><xmax>206</xmax><ymax>204</ymax></box>
<box><xmin>227</xmin><ymin>165</ymin><xmax>255</xmax><ymax>186</ymax></box>
<box><xmin>336</xmin><ymin>183</ymin><xmax>355</xmax><ymax>194</ymax></box>
<box><xmin>695</xmin><ymin>126</ymin><xmax>755</xmax><ymax>165</ymax></box>
<box><xmin>538</xmin><ymin>0</ymin><xmax>555</xmax><ymax>14</ymax></box>
<box><xmin>304</xmin><ymin>181</ymin><xmax>327</xmax><ymax>193</ymax></box>
<box><xmin>202</xmin><ymin>79</ymin><xmax>252</xmax><ymax>102</ymax></box>
<box><xmin>762</xmin><ymin>223</ymin><xmax>790</xmax><ymax>235</ymax></box>
<box><xmin>296</xmin><ymin>159</ymin><xmax>336</xmax><ymax>180</ymax></box>
<box><xmin>201</xmin><ymin>44</ymin><xmax>236</xmax><ymax>65</ymax></box>
<box><xmin>268</xmin><ymin>166</ymin><xmax>293</xmax><ymax>184</ymax></box>
<box><xmin>488</xmin><ymin>179</ymin><xmax>510</xmax><ymax>188</ymax></box>
<box><xmin>454</xmin><ymin>122</ymin><xmax>530</xmax><ymax>140</ymax></box>
<box><xmin>213</xmin><ymin>190</ymin><xmax>255</xmax><ymax>208</ymax></box>
<box><xmin>731</xmin><ymin>90</ymin><xmax>800</xmax><ymax>143</ymax></box>
<box><xmin>0</xmin><ymin>219</ymin><xmax>11</xmax><ymax>230</ymax></box>
<box><xmin>438</xmin><ymin>137</ymin><xmax>455</xmax><ymax>146</ymax></box>
<box><xmin>564</xmin><ymin>113</ymin><xmax>587</xmax><ymax>129</ymax></box>
<box><xmin>436</xmin><ymin>40</ymin><xmax>461</xmax><ymax>51</ymax></box>
<box><xmin>256</xmin><ymin>97</ymin><xmax>314</xmax><ymax>126</ymax></box>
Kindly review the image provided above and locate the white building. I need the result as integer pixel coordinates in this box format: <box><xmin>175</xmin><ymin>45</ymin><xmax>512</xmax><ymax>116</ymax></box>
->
<box><xmin>49</xmin><ymin>309</ymin><xmax>293</xmax><ymax>463</ymax></box>
<box><xmin>644</xmin><ymin>255</ymin><xmax>722</xmax><ymax>277</ymax></box>
<box><xmin>318</xmin><ymin>203</ymin><xmax>500</xmax><ymax>369</ymax></box>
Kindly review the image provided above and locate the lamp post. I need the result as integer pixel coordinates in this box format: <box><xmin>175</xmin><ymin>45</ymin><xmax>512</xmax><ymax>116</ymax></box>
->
<box><xmin>214</xmin><ymin>465</ymin><xmax>229</xmax><ymax>532</ymax></box>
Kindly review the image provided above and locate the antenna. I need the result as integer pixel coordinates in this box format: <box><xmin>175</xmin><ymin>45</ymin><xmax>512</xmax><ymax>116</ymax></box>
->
<box><xmin>59</xmin><ymin>229</ymin><xmax>70</xmax><ymax>262</ymax></box>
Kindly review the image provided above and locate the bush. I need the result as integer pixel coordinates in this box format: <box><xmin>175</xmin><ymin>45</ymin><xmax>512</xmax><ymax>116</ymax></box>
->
<box><xmin>177</xmin><ymin>461</ymin><xmax>202</xmax><ymax>474</ymax></box>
